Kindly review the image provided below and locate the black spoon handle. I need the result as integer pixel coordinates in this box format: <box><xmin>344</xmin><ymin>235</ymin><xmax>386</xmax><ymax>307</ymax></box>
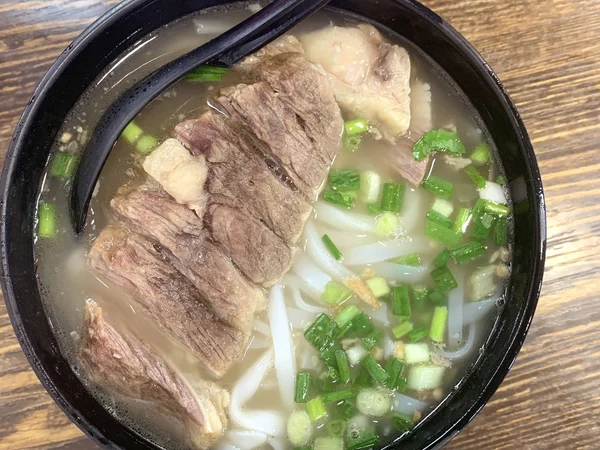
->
<box><xmin>70</xmin><ymin>0</ymin><xmax>330</xmax><ymax>233</ymax></box>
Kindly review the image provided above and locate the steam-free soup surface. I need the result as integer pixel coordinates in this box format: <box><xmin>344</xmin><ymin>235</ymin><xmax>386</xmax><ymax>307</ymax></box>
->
<box><xmin>35</xmin><ymin>4</ymin><xmax>511</xmax><ymax>450</ymax></box>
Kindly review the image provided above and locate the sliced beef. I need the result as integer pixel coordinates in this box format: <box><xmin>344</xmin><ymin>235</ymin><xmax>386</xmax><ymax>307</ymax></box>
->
<box><xmin>88</xmin><ymin>225</ymin><xmax>247</xmax><ymax>377</ymax></box>
<box><xmin>110</xmin><ymin>187</ymin><xmax>265</xmax><ymax>332</ymax></box>
<box><xmin>176</xmin><ymin>111</ymin><xmax>312</xmax><ymax>245</ymax></box>
<box><xmin>78</xmin><ymin>301</ymin><xmax>228</xmax><ymax>449</ymax></box>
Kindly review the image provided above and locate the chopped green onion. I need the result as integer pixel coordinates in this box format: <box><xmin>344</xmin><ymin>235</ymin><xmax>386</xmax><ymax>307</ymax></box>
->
<box><xmin>407</xmin><ymin>365</ymin><xmax>445</xmax><ymax>391</ymax></box>
<box><xmin>391</xmin><ymin>285</ymin><xmax>411</xmax><ymax>317</ymax></box>
<box><xmin>472</xmin><ymin>212</ymin><xmax>496</xmax><ymax>241</ymax></box>
<box><xmin>121</xmin><ymin>121</ymin><xmax>159</xmax><ymax>154</ymax></box>
<box><xmin>407</xmin><ymin>324</ymin><xmax>428</xmax><ymax>342</ymax></box>
<box><xmin>366</xmin><ymin>203</ymin><xmax>382</xmax><ymax>216</ymax></box>
<box><xmin>121</xmin><ymin>121</ymin><xmax>144</xmax><ymax>145</ymax></box>
<box><xmin>385</xmin><ymin>357</ymin><xmax>405</xmax><ymax>390</ymax></box>
<box><xmin>287</xmin><ymin>410</ymin><xmax>313</xmax><ymax>446</ymax></box>
<box><xmin>465</xmin><ymin>165</ymin><xmax>486</xmax><ymax>189</ymax></box>
<box><xmin>356</xmin><ymin>388</ymin><xmax>393</xmax><ymax>417</ymax></box>
<box><xmin>359</xmin><ymin>171</ymin><xmax>381</xmax><ymax>203</ymax></box>
<box><xmin>321</xmin><ymin>388</ymin><xmax>359</xmax><ymax>404</ymax></box>
<box><xmin>335</xmin><ymin>350</ymin><xmax>351</xmax><ymax>384</ymax></box>
<box><xmin>306</xmin><ymin>397</ymin><xmax>328</xmax><ymax>421</ymax></box>
<box><xmin>344</xmin><ymin>119</ymin><xmax>370</xmax><ymax>136</ymax></box>
<box><xmin>321</xmin><ymin>365</ymin><xmax>341</xmax><ymax>392</ymax></box>
<box><xmin>327</xmin><ymin>420</ymin><xmax>347</xmax><ymax>438</ymax></box>
<box><xmin>392</xmin><ymin>320</ymin><xmax>414</xmax><ymax>339</ymax></box>
<box><xmin>392</xmin><ymin>414</ymin><xmax>414</xmax><ymax>432</ymax></box>
<box><xmin>50</xmin><ymin>153</ymin><xmax>79</xmax><ymax>179</ymax></box>
<box><xmin>329</xmin><ymin>169</ymin><xmax>360</xmax><ymax>192</ymax></box>
<box><xmin>38</xmin><ymin>202</ymin><xmax>56</xmax><ymax>238</ymax></box>
<box><xmin>322</xmin><ymin>234</ymin><xmax>343</xmax><ymax>260</ymax></box>
<box><xmin>412</xmin><ymin>129</ymin><xmax>467</xmax><ymax>161</ymax></box>
<box><xmin>335</xmin><ymin>305</ymin><xmax>361</xmax><ymax>327</ymax></box>
<box><xmin>404</xmin><ymin>343</ymin><xmax>430</xmax><ymax>365</ymax></box>
<box><xmin>135</xmin><ymin>134</ymin><xmax>159</xmax><ymax>155</ymax></box>
<box><xmin>426</xmin><ymin>210</ymin><xmax>454</xmax><ymax>228</ymax></box>
<box><xmin>380</xmin><ymin>183</ymin><xmax>405</xmax><ymax>212</ymax></box>
<box><xmin>365</xmin><ymin>276</ymin><xmax>389</xmax><ymax>298</ymax></box>
<box><xmin>305</xmin><ymin>314</ymin><xmax>338</xmax><ymax>352</ymax></box>
<box><xmin>429</xmin><ymin>306</ymin><xmax>448</xmax><ymax>343</ymax></box>
<box><xmin>295</xmin><ymin>372</ymin><xmax>311</xmax><ymax>403</ymax></box>
<box><xmin>361</xmin><ymin>355</ymin><xmax>389</xmax><ymax>385</ymax></box>
<box><xmin>496</xmin><ymin>175</ymin><xmax>506</xmax><ymax>185</ymax></box>
<box><xmin>346</xmin><ymin>422</ymin><xmax>379</xmax><ymax>450</ymax></box>
<box><xmin>484</xmin><ymin>200</ymin><xmax>510</xmax><ymax>218</ymax></box>
<box><xmin>469</xmin><ymin>142</ymin><xmax>490</xmax><ymax>165</ymax></box>
<box><xmin>432</xmin><ymin>198</ymin><xmax>454</xmax><ymax>217</ymax></box>
<box><xmin>336</xmin><ymin>399</ymin><xmax>356</xmax><ymax>419</ymax></box>
<box><xmin>430</xmin><ymin>265</ymin><xmax>458</xmax><ymax>293</ymax></box>
<box><xmin>494</xmin><ymin>217</ymin><xmax>508</xmax><ymax>246</ymax></box>
<box><xmin>314</xmin><ymin>436</ymin><xmax>344</xmax><ymax>450</ymax></box>
<box><xmin>392</xmin><ymin>253</ymin><xmax>421</xmax><ymax>267</ymax></box>
<box><xmin>453</xmin><ymin>207</ymin><xmax>472</xmax><ymax>234</ymax></box>
<box><xmin>425</xmin><ymin>220</ymin><xmax>461</xmax><ymax>246</ymax></box>
<box><xmin>472</xmin><ymin>198</ymin><xmax>487</xmax><ymax>218</ymax></box>
<box><xmin>343</xmin><ymin>134</ymin><xmax>363</xmax><ymax>152</ymax></box>
<box><xmin>450</xmin><ymin>241</ymin><xmax>486</xmax><ymax>264</ymax></box>
<box><xmin>362</xmin><ymin>329</ymin><xmax>384</xmax><ymax>351</ymax></box>
<box><xmin>421</xmin><ymin>176</ymin><xmax>454</xmax><ymax>200</ymax></box>
<box><xmin>427</xmin><ymin>290</ymin><xmax>447</xmax><ymax>306</ymax></box>
<box><xmin>186</xmin><ymin>65</ymin><xmax>229</xmax><ymax>82</ymax></box>
<box><xmin>354</xmin><ymin>365</ymin><xmax>375</xmax><ymax>388</ymax></box>
<box><xmin>320</xmin><ymin>345</ymin><xmax>343</xmax><ymax>369</ymax></box>
<box><xmin>337</xmin><ymin>312</ymin><xmax>374</xmax><ymax>339</ymax></box>
<box><xmin>375</xmin><ymin>212</ymin><xmax>399</xmax><ymax>237</ymax></box>
<box><xmin>411</xmin><ymin>286</ymin><xmax>429</xmax><ymax>308</ymax></box>
<box><xmin>323</xmin><ymin>190</ymin><xmax>356</xmax><ymax>209</ymax></box>
<box><xmin>433</xmin><ymin>248</ymin><xmax>451</xmax><ymax>268</ymax></box>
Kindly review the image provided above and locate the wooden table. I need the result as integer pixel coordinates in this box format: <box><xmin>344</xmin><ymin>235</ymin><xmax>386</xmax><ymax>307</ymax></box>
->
<box><xmin>0</xmin><ymin>0</ymin><xmax>598</xmax><ymax>448</ymax></box>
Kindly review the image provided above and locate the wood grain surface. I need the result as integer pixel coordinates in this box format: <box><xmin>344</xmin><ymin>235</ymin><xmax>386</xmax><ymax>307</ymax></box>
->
<box><xmin>0</xmin><ymin>0</ymin><xmax>598</xmax><ymax>449</ymax></box>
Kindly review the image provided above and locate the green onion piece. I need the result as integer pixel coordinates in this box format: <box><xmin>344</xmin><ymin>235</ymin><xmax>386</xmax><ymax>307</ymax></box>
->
<box><xmin>321</xmin><ymin>388</ymin><xmax>359</xmax><ymax>404</ymax></box>
<box><xmin>321</xmin><ymin>365</ymin><xmax>341</xmax><ymax>392</ymax></box>
<box><xmin>121</xmin><ymin>121</ymin><xmax>144</xmax><ymax>145</ymax></box>
<box><xmin>329</xmin><ymin>169</ymin><xmax>360</xmax><ymax>192</ymax></box>
<box><xmin>50</xmin><ymin>153</ymin><xmax>79</xmax><ymax>179</ymax></box>
<box><xmin>287</xmin><ymin>410</ymin><xmax>313</xmax><ymax>447</ymax></box>
<box><xmin>322</xmin><ymin>281</ymin><xmax>352</xmax><ymax>305</ymax></box>
<box><xmin>453</xmin><ymin>207</ymin><xmax>473</xmax><ymax>234</ymax></box>
<box><xmin>314</xmin><ymin>437</ymin><xmax>344</xmax><ymax>450</ymax></box>
<box><xmin>427</xmin><ymin>290</ymin><xmax>447</xmax><ymax>306</ymax></box>
<box><xmin>432</xmin><ymin>197</ymin><xmax>454</xmax><ymax>217</ymax></box>
<box><xmin>407</xmin><ymin>365</ymin><xmax>445</xmax><ymax>391</ymax></box>
<box><xmin>496</xmin><ymin>175</ymin><xmax>506</xmax><ymax>185</ymax></box>
<box><xmin>356</xmin><ymin>388</ymin><xmax>393</xmax><ymax>417</ymax></box>
<box><xmin>337</xmin><ymin>312</ymin><xmax>374</xmax><ymax>339</ymax></box>
<box><xmin>344</xmin><ymin>118</ymin><xmax>369</xmax><ymax>136</ymax></box>
<box><xmin>365</xmin><ymin>276</ymin><xmax>389</xmax><ymax>298</ymax></box>
<box><xmin>306</xmin><ymin>397</ymin><xmax>328</xmax><ymax>421</ymax></box>
<box><xmin>426</xmin><ymin>210</ymin><xmax>454</xmax><ymax>228</ymax></box>
<box><xmin>343</xmin><ymin>133</ymin><xmax>363</xmax><ymax>152</ymax></box>
<box><xmin>484</xmin><ymin>201</ymin><xmax>510</xmax><ymax>218</ymax></box>
<box><xmin>391</xmin><ymin>285</ymin><xmax>411</xmax><ymax>317</ymax></box>
<box><xmin>366</xmin><ymin>203</ymin><xmax>382</xmax><ymax>216</ymax></box>
<box><xmin>433</xmin><ymin>248</ymin><xmax>451</xmax><ymax>268</ymax></box>
<box><xmin>385</xmin><ymin>357</ymin><xmax>405</xmax><ymax>390</ymax></box>
<box><xmin>361</xmin><ymin>355</ymin><xmax>389</xmax><ymax>385</ymax></box>
<box><xmin>429</xmin><ymin>306</ymin><xmax>448</xmax><ymax>342</ymax></box>
<box><xmin>305</xmin><ymin>314</ymin><xmax>338</xmax><ymax>352</ymax></box>
<box><xmin>294</xmin><ymin>372</ymin><xmax>311</xmax><ymax>403</ymax></box>
<box><xmin>471</xmin><ymin>198</ymin><xmax>487</xmax><ymax>219</ymax></box>
<box><xmin>38</xmin><ymin>202</ymin><xmax>56</xmax><ymax>238</ymax></box>
<box><xmin>392</xmin><ymin>253</ymin><xmax>421</xmax><ymax>267</ymax></box>
<box><xmin>346</xmin><ymin>424</ymin><xmax>379</xmax><ymax>450</ymax></box>
<box><xmin>135</xmin><ymin>134</ymin><xmax>159</xmax><ymax>155</ymax></box>
<box><xmin>323</xmin><ymin>190</ymin><xmax>356</xmax><ymax>209</ymax></box>
<box><xmin>335</xmin><ymin>349</ymin><xmax>351</xmax><ymax>384</ymax></box>
<box><xmin>394</xmin><ymin>376</ymin><xmax>408</xmax><ymax>393</ymax></box>
<box><xmin>322</xmin><ymin>234</ymin><xmax>343</xmax><ymax>260</ymax></box>
<box><xmin>407</xmin><ymin>324</ymin><xmax>428</xmax><ymax>342</ymax></box>
<box><xmin>391</xmin><ymin>414</ymin><xmax>414</xmax><ymax>432</ymax></box>
<box><xmin>469</xmin><ymin>142</ymin><xmax>490</xmax><ymax>165</ymax></box>
<box><xmin>411</xmin><ymin>286</ymin><xmax>429</xmax><ymax>308</ymax></box>
<box><xmin>412</xmin><ymin>129</ymin><xmax>467</xmax><ymax>161</ymax></box>
<box><xmin>380</xmin><ymin>183</ymin><xmax>405</xmax><ymax>212</ymax></box>
<box><xmin>424</xmin><ymin>220</ymin><xmax>461</xmax><ymax>246</ymax></box>
<box><xmin>354</xmin><ymin>365</ymin><xmax>375</xmax><ymax>388</ymax></box>
<box><xmin>327</xmin><ymin>420</ymin><xmax>347</xmax><ymax>438</ymax></box>
<box><xmin>464</xmin><ymin>165</ymin><xmax>486</xmax><ymax>189</ymax></box>
<box><xmin>430</xmin><ymin>266</ymin><xmax>458</xmax><ymax>293</ymax></box>
<box><xmin>450</xmin><ymin>241</ymin><xmax>486</xmax><ymax>264</ymax></box>
<box><xmin>336</xmin><ymin>399</ymin><xmax>356</xmax><ymax>420</ymax></box>
<box><xmin>375</xmin><ymin>212</ymin><xmax>399</xmax><ymax>237</ymax></box>
<box><xmin>472</xmin><ymin>212</ymin><xmax>496</xmax><ymax>241</ymax></box>
<box><xmin>335</xmin><ymin>305</ymin><xmax>361</xmax><ymax>327</ymax></box>
<box><xmin>421</xmin><ymin>176</ymin><xmax>454</xmax><ymax>200</ymax></box>
<box><xmin>494</xmin><ymin>217</ymin><xmax>508</xmax><ymax>246</ymax></box>
<box><xmin>186</xmin><ymin>64</ymin><xmax>229</xmax><ymax>82</ymax></box>
<box><xmin>362</xmin><ymin>329</ymin><xmax>384</xmax><ymax>351</ymax></box>
<box><xmin>404</xmin><ymin>343</ymin><xmax>431</xmax><ymax>364</ymax></box>
<box><xmin>359</xmin><ymin>170</ymin><xmax>382</xmax><ymax>203</ymax></box>
<box><xmin>392</xmin><ymin>320</ymin><xmax>414</xmax><ymax>339</ymax></box>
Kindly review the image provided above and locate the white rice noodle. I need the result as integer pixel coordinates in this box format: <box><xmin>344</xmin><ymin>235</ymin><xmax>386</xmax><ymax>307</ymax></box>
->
<box><xmin>324</xmin><ymin>230</ymin><xmax>379</xmax><ymax>248</ymax></box>
<box><xmin>268</xmin><ymin>437</ymin><xmax>287</xmax><ymax>450</ymax></box>
<box><xmin>299</xmin><ymin>350</ymin><xmax>319</xmax><ymax>370</ymax></box>
<box><xmin>193</xmin><ymin>18</ymin><xmax>237</xmax><ymax>35</ymax></box>
<box><xmin>304</xmin><ymin>221</ymin><xmax>356</xmax><ymax>283</ymax></box>
<box><xmin>248</xmin><ymin>335</ymin><xmax>270</xmax><ymax>350</ymax></box>
<box><xmin>213</xmin><ymin>441</ymin><xmax>241</xmax><ymax>450</ymax></box>
<box><xmin>229</xmin><ymin>349</ymin><xmax>285</xmax><ymax>436</ymax></box>
<box><xmin>253</xmin><ymin>319</ymin><xmax>271</xmax><ymax>337</ymax></box>
<box><xmin>384</xmin><ymin>336</ymin><xmax>396</xmax><ymax>359</ymax></box>
<box><xmin>438</xmin><ymin>322</ymin><xmax>478</xmax><ymax>360</ymax></box>
<box><xmin>286</xmin><ymin>306</ymin><xmax>318</xmax><ymax>330</ymax></box>
<box><xmin>463</xmin><ymin>294</ymin><xmax>500</xmax><ymax>325</ymax></box>
<box><xmin>314</xmin><ymin>201</ymin><xmax>376</xmax><ymax>233</ymax></box>
<box><xmin>398</xmin><ymin>187</ymin><xmax>425</xmax><ymax>233</ymax></box>
<box><xmin>367</xmin><ymin>301</ymin><xmax>390</xmax><ymax>326</ymax></box>
<box><xmin>293</xmin><ymin>255</ymin><xmax>331</xmax><ymax>294</ymax></box>
<box><xmin>368</xmin><ymin>262</ymin><xmax>429</xmax><ymax>283</ymax></box>
<box><xmin>282</xmin><ymin>275</ymin><xmax>327</xmax><ymax>314</ymax></box>
<box><xmin>393</xmin><ymin>393</ymin><xmax>429</xmax><ymax>416</ymax></box>
<box><xmin>343</xmin><ymin>238</ymin><xmax>430</xmax><ymax>266</ymax></box>
<box><xmin>268</xmin><ymin>285</ymin><xmax>297</xmax><ymax>412</ymax></box>
<box><xmin>479</xmin><ymin>181</ymin><xmax>508</xmax><ymax>204</ymax></box>
<box><xmin>225</xmin><ymin>430</ymin><xmax>269</xmax><ymax>450</ymax></box>
<box><xmin>284</xmin><ymin>273</ymin><xmax>322</xmax><ymax>302</ymax></box>
<box><xmin>447</xmin><ymin>271</ymin><xmax>465</xmax><ymax>350</ymax></box>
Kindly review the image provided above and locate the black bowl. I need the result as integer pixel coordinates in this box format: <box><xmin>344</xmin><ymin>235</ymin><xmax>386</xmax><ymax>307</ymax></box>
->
<box><xmin>0</xmin><ymin>0</ymin><xmax>546</xmax><ymax>449</ymax></box>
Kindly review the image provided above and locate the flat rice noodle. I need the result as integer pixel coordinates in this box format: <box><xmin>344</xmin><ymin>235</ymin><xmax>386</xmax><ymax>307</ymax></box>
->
<box><xmin>438</xmin><ymin>322</ymin><xmax>478</xmax><ymax>360</ymax></box>
<box><xmin>225</xmin><ymin>430</ymin><xmax>269</xmax><ymax>450</ymax></box>
<box><xmin>314</xmin><ymin>201</ymin><xmax>376</xmax><ymax>233</ymax></box>
<box><xmin>286</xmin><ymin>306</ymin><xmax>318</xmax><ymax>330</ymax></box>
<box><xmin>463</xmin><ymin>294</ymin><xmax>500</xmax><ymax>325</ymax></box>
<box><xmin>367</xmin><ymin>301</ymin><xmax>390</xmax><ymax>326</ymax></box>
<box><xmin>254</xmin><ymin>319</ymin><xmax>271</xmax><ymax>337</ymax></box>
<box><xmin>368</xmin><ymin>262</ymin><xmax>429</xmax><ymax>283</ymax></box>
<box><xmin>282</xmin><ymin>274</ymin><xmax>326</xmax><ymax>314</ymax></box>
<box><xmin>323</xmin><ymin>230</ymin><xmax>379</xmax><ymax>248</ymax></box>
<box><xmin>292</xmin><ymin>255</ymin><xmax>332</xmax><ymax>294</ymax></box>
<box><xmin>342</xmin><ymin>237</ymin><xmax>430</xmax><ymax>266</ymax></box>
<box><xmin>393</xmin><ymin>393</ymin><xmax>429</xmax><ymax>416</ymax></box>
<box><xmin>398</xmin><ymin>187</ymin><xmax>426</xmax><ymax>233</ymax></box>
<box><xmin>304</xmin><ymin>221</ymin><xmax>355</xmax><ymax>283</ymax></box>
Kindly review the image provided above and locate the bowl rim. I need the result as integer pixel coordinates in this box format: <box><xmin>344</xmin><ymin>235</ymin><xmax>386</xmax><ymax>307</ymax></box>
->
<box><xmin>0</xmin><ymin>0</ymin><xmax>546</xmax><ymax>449</ymax></box>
